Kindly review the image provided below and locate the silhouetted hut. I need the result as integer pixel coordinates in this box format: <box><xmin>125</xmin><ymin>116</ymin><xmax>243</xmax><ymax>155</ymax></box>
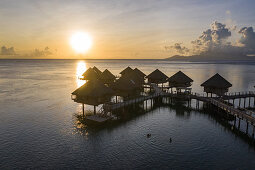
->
<box><xmin>120</xmin><ymin>66</ymin><xmax>133</xmax><ymax>76</ymax></box>
<box><xmin>201</xmin><ymin>73</ymin><xmax>232</xmax><ymax>96</ymax></box>
<box><xmin>167</xmin><ymin>71</ymin><xmax>193</xmax><ymax>93</ymax></box>
<box><xmin>100</xmin><ymin>69</ymin><xmax>116</xmax><ymax>84</ymax></box>
<box><xmin>133</xmin><ymin>68</ymin><xmax>146</xmax><ymax>79</ymax></box>
<box><xmin>111</xmin><ymin>76</ymin><xmax>138</xmax><ymax>97</ymax></box>
<box><xmin>72</xmin><ymin>79</ymin><xmax>114</xmax><ymax>115</ymax></box>
<box><xmin>122</xmin><ymin>71</ymin><xmax>144</xmax><ymax>88</ymax></box>
<box><xmin>93</xmin><ymin>66</ymin><xmax>102</xmax><ymax>75</ymax></box>
<box><xmin>146</xmin><ymin>69</ymin><xmax>168</xmax><ymax>84</ymax></box>
<box><xmin>82</xmin><ymin>67</ymin><xmax>100</xmax><ymax>80</ymax></box>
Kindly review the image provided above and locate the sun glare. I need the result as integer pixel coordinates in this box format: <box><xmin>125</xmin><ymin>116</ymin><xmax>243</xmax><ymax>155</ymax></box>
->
<box><xmin>70</xmin><ymin>32</ymin><xmax>92</xmax><ymax>54</ymax></box>
<box><xmin>76</xmin><ymin>61</ymin><xmax>87</xmax><ymax>87</ymax></box>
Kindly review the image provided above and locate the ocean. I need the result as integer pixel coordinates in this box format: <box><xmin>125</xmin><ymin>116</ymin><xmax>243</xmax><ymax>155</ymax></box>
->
<box><xmin>0</xmin><ymin>59</ymin><xmax>255</xmax><ymax>169</ymax></box>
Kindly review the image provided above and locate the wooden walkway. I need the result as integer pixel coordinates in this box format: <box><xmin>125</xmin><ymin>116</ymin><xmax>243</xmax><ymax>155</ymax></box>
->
<box><xmin>206</xmin><ymin>98</ymin><xmax>255</xmax><ymax>124</ymax></box>
<box><xmin>103</xmin><ymin>84</ymin><xmax>255</xmax><ymax>125</ymax></box>
<box><xmin>103</xmin><ymin>84</ymin><xmax>162</xmax><ymax>112</ymax></box>
<box><xmin>223</xmin><ymin>91</ymin><xmax>255</xmax><ymax>100</ymax></box>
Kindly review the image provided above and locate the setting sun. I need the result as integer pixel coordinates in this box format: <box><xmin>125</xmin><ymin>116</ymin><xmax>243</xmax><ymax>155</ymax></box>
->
<box><xmin>70</xmin><ymin>32</ymin><xmax>92</xmax><ymax>54</ymax></box>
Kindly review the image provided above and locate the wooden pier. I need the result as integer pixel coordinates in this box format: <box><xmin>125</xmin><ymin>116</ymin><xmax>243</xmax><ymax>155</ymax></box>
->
<box><xmin>100</xmin><ymin>84</ymin><xmax>255</xmax><ymax>136</ymax></box>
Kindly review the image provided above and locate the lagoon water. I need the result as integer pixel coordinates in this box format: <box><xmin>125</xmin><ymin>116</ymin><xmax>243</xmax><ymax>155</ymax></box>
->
<box><xmin>1</xmin><ymin>59</ymin><xmax>255</xmax><ymax>169</ymax></box>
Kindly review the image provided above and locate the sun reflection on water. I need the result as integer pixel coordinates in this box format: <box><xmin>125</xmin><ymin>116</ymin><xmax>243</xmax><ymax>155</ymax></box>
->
<box><xmin>76</xmin><ymin>61</ymin><xmax>87</xmax><ymax>87</ymax></box>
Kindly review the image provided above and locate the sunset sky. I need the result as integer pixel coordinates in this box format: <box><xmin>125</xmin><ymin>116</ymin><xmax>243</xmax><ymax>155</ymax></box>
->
<box><xmin>0</xmin><ymin>0</ymin><xmax>255</xmax><ymax>59</ymax></box>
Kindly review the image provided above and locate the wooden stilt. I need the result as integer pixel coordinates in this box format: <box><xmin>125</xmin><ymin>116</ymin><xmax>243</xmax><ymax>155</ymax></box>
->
<box><xmin>234</xmin><ymin>116</ymin><xmax>236</xmax><ymax>127</ymax></box>
<box><xmin>252</xmin><ymin>126</ymin><xmax>255</xmax><ymax>137</ymax></box>
<box><xmin>238</xmin><ymin>118</ymin><xmax>241</xmax><ymax>129</ymax></box>
<box><xmin>246</xmin><ymin>121</ymin><xmax>249</xmax><ymax>134</ymax></box>
<box><xmin>94</xmin><ymin>105</ymin><xmax>96</xmax><ymax>115</ymax></box>
<box><xmin>116</xmin><ymin>96</ymin><xmax>118</xmax><ymax>103</ymax></box>
<box><xmin>249</xmin><ymin>97</ymin><xmax>251</xmax><ymax>107</ymax></box>
<box><xmin>244</xmin><ymin>98</ymin><xmax>246</xmax><ymax>108</ymax></box>
<box><xmin>82</xmin><ymin>104</ymin><xmax>85</xmax><ymax>117</ymax></box>
<box><xmin>239</xmin><ymin>98</ymin><xmax>241</xmax><ymax>107</ymax></box>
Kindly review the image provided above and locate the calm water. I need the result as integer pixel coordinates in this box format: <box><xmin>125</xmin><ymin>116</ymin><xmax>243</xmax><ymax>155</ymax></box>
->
<box><xmin>1</xmin><ymin>59</ymin><xmax>255</xmax><ymax>169</ymax></box>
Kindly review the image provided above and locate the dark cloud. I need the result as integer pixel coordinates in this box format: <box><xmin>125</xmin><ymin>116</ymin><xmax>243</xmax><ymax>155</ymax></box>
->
<box><xmin>238</xmin><ymin>27</ymin><xmax>255</xmax><ymax>53</ymax></box>
<box><xmin>0</xmin><ymin>46</ymin><xmax>16</xmax><ymax>55</ymax></box>
<box><xmin>191</xmin><ymin>21</ymin><xmax>231</xmax><ymax>54</ymax></box>
<box><xmin>29</xmin><ymin>46</ymin><xmax>52</xmax><ymax>57</ymax></box>
<box><xmin>165</xmin><ymin>43</ymin><xmax>189</xmax><ymax>54</ymax></box>
<box><xmin>167</xmin><ymin>21</ymin><xmax>255</xmax><ymax>59</ymax></box>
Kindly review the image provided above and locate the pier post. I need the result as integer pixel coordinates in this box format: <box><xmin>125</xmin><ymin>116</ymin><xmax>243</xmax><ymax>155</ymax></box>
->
<box><xmin>239</xmin><ymin>98</ymin><xmax>241</xmax><ymax>107</ymax></box>
<box><xmin>94</xmin><ymin>105</ymin><xmax>96</xmax><ymax>115</ymax></box>
<box><xmin>146</xmin><ymin>100</ymin><xmax>147</xmax><ymax>111</ymax></box>
<box><xmin>252</xmin><ymin>125</ymin><xmax>255</xmax><ymax>137</ymax></box>
<box><xmin>244</xmin><ymin>98</ymin><xmax>246</xmax><ymax>108</ymax></box>
<box><xmin>82</xmin><ymin>104</ymin><xmax>85</xmax><ymax>117</ymax></box>
<box><xmin>234</xmin><ymin>116</ymin><xmax>236</xmax><ymax>127</ymax></box>
<box><xmin>238</xmin><ymin>117</ymin><xmax>241</xmax><ymax>129</ymax></box>
<box><xmin>246</xmin><ymin>121</ymin><xmax>249</xmax><ymax>134</ymax></box>
<box><xmin>249</xmin><ymin>97</ymin><xmax>251</xmax><ymax>108</ymax></box>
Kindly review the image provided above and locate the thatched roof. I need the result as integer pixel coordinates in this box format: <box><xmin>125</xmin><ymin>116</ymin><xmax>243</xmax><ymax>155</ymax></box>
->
<box><xmin>93</xmin><ymin>66</ymin><xmax>102</xmax><ymax>75</ymax></box>
<box><xmin>72</xmin><ymin>79</ymin><xmax>114</xmax><ymax>98</ymax></box>
<box><xmin>122</xmin><ymin>71</ymin><xmax>144</xmax><ymax>87</ymax></box>
<box><xmin>111</xmin><ymin>76</ymin><xmax>137</xmax><ymax>91</ymax></box>
<box><xmin>146</xmin><ymin>69</ymin><xmax>168</xmax><ymax>82</ymax></box>
<box><xmin>167</xmin><ymin>71</ymin><xmax>193</xmax><ymax>83</ymax></box>
<box><xmin>120</xmin><ymin>66</ymin><xmax>133</xmax><ymax>75</ymax></box>
<box><xmin>133</xmin><ymin>68</ymin><xmax>146</xmax><ymax>78</ymax></box>
<box><xmin>201</xmin><ymin>73</ymin><xmax>232</xmax><ymax>88</ymax></box>
<box><xmin>82</xmin><ymin>67</ymin><xmax>100</xmax><ymax>80</ymax></box>
<box><xmin>100</xmin><ymin>69</ymin><xmax>116</xmax><ymax>81</ymax></box>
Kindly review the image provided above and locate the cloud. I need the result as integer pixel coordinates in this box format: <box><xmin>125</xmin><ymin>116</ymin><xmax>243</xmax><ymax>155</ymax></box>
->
<box><xmin>238</xmin><ymin>27</ymin><xmax>255</xmax><ymax>53</ymax></box>
<box><xmin>29</xmin><ymin>46</ymin><xmax>52</xmax><ymax>57</ymax></box>
<box><xmin>191</xmin><ymin>21</ymin><xmax>231</xmax><ymax>54</ymax></box>
<box><xmin>165</xmin><ymin>43</ymin><xmax>189</xmax><ymax>54</ymax></box>
<box><xmin>0</xmin><ymin>46</ymin><xmax>16</xmax><ymax>55</ymax></box>
<box><xmin>166</xmin><ymin>21</ymin><xmax>255</xmax><ymax>59</ymax></box>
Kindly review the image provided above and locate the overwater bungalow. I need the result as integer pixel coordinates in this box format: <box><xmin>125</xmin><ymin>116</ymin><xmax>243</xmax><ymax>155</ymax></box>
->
<box><xmin>167</xmin><ymin>71</ymin><xmax>193</xmax><ymax>93</ymax></box>
<box><xmin>146</xmin><ymin>69</ymin><xmax>168</xmax><ymax>84</ymax></box>
<box><xmin>93</xmin><ymin>66</ymin><xmax>102</xmax><ymax>75</ymax></box>
<box><xmin>72</xmin><ymin>79</ymin><xmax>114</xmax><ymax>115</ymax></box>
<box><xmin>100</xmin><ymin>69</ymin><xmax>116</xmax><ymax>84</ymax></box>
<box><xmin>133</xmin><ymin>68</ymin><xmax>146</xmax><ymax>79</ymax></box>
<box><xmin>120</xmin><ymin>66</ymin><xmax>133</xmax><ymax>76</ymax></box>
<box><xmin>201</xmin><ymin>73</ymin><xmax>232</xmax><ymax>96</ymax></box>
<box><xmin>122</xmin><ymin>71</ymin><xmax>144</xmax><ymax>88</ymax></box>
<box><xmin>82</xmin><ymin>67</ymin><xmax>100</xmax><ymax>80</ymax></box>
<box><xmin>110</xmin><ymin>76</ymin><xmax>139</xmax><ymax>97</ymax></box>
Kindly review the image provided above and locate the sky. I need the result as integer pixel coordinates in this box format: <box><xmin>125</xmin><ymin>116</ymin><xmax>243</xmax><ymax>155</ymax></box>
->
<box><xmin>0</xmin><ymin>0</ymin><xmax>255</xmax><ymax>59</ymax></box>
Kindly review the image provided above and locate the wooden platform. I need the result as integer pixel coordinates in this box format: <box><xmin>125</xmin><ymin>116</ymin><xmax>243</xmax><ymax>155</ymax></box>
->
<box><xmin>86</xmin><ymin>115</ymin><xmax>111</xmax><ymax>124</ymax></box>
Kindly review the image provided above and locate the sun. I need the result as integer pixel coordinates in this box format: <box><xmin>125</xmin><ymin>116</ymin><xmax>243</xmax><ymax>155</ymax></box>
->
<box><xmin>70</xmin><ymin>32</ymin><xmax>92</xmax><ymax>53</ymax></box>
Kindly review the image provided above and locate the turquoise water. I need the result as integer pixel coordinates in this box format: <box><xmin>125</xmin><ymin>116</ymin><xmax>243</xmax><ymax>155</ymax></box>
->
<box><xmin>0</xmin><ymin>59</ymin><xmax>255</xmax><ymax>169</ymax></box>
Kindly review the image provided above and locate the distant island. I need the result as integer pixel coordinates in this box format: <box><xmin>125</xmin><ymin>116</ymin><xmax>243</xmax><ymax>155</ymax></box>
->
<box><xmin>165</xmin><ymin>53</ymin><xmax>255</xmax><ymax>62</ymax></box>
